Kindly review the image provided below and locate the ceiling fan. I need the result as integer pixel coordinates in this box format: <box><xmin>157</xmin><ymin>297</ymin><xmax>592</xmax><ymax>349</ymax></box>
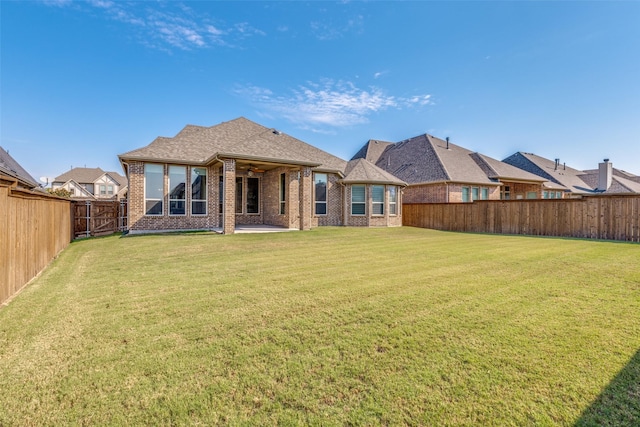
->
<box><xmin>247</xmin><ymin>165</ymin><xmax>265</xmax><ymax>175</ymax></box>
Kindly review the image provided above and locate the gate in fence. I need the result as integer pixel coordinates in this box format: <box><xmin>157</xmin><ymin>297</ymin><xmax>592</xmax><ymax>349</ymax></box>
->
<box><xmin>73</xmin><ymin>199</ymin><xmax>128</xmax><ymax>238</ymax></box>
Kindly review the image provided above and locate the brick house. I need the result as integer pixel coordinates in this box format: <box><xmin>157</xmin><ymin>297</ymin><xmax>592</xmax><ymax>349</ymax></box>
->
<box><xmin>503</xmin><ymin>152</ymin><xmax>640</xmax><ymax>197</ymax></box>
<box><xmin>52</xmin><ymin>167</ymin><xmax>127</xmax><ymax>200</ymax></box>
<box><xmin>118</xmin><ymin>117</ymin><xmax>405</xmax><ymax>234</ymax></box>
<box><xmin>352</xmin><ymin>134</ymin><xmax>552</xmax><ymax>203</ymax></box>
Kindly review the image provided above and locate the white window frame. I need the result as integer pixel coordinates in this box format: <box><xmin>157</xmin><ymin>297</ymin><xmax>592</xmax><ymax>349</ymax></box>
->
<box><xmin>389</xmin><ymin>186</ymin><xmax>397</xmax><ymax>216</ymax></box>
<box><xmin>168</xmin><ymin>165</ymin><xmax>186</xmax><ymax>216</ymax></box>
<box><xmin>351</xmin><ymin>185</ymin><xmax>366</xmax><ymax>216</ymax></box>
<box><xmin>314</xmin><ymin>173</ymin><xmax>327</xmax><ymax>216</ymax></box>
<box><xmin>280</xmin><ymin>173</ymin><xmax>286</xmax><ymax>215</ymax></box>
<box><xmin>372</xmin><ymin>185</ymin><xmax>384</xmax><ymax>216</ymax></box>
<box><xmin>144</xmin><ymin>163</ymin><xmax>164</xmax><ymax>216</ymax></box>
<box><xmin>191</xmin><ymin>167</ymin><xmax>207</xmax><ymax>216</ymax></box>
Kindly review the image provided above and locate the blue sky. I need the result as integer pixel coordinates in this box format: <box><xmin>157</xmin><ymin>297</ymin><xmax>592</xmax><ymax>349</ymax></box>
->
<box><xmin>2</xmin><ymin>1</ymin><xmax>639</xmax><ymax>183</ymax></box>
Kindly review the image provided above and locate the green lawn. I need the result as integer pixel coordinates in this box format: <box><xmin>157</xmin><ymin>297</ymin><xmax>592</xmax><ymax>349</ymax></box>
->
<box><xmin>1</xmin><ymin>227</ymin><xmax>639</xmax><ymax>426</ymax></box>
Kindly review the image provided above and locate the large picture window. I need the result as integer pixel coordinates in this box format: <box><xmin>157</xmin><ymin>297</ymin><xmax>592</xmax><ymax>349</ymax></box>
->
<box><xmin>314</xmin><ymin>173</ymin><xmax>327</xmax><ymax>215</ymax></box>
<box><xmin>169</xmin><ymin>166</ymin><xmax>186</xmax><ymax>215</ymax></box>
<box><xmin>145</xmin><ymin>163</ymin><xmax>163</xmax><ymax>215</ymax></box>
<box><xmin>191</xmin><ymin>167</ymin><xmax>207</xmax><ymax>215</ymax></box>
<box><xmin>372</xmin><ymin>185</ymin><xmax>384</xmax><ymax>215</ymax></box>
<box><xmin>389</xmin><ymin>186</ymin><xmax>397</xmax><ymax>215</ymax></box>
<box><xmin>351</xmin><ymin>185</ymin><xmax>365</xmax><ymax>215</ymax></box>
<box><xmin>246</xmin><ymin>177</ymin><xmax>259</xmax><ymax>214</ymax></box>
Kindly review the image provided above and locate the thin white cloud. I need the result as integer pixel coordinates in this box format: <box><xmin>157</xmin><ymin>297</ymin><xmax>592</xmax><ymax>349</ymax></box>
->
<box><xmin>235</xmin><ymin>79</ymin><xmax>432</xmax><ymax>129</ymax></box>
<box><xmin>41</xmin><ymin>1</ymin><xmax>264</xmax><ymax>51</ymax></box>
<box><xmin>310</xmin><ymin>14</ymin><xmax>364</xmax><ymax>40</ymax></box>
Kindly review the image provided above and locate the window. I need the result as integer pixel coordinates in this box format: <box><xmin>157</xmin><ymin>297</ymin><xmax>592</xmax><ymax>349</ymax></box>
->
<box><xmin>472</xmin><ymin>187</ymin><xmax>479</xmax><ymax>202</ymax></box>
<box><xmin>145</xmin><ymin>164</ymin><xmax>163</xmax><ymax>215</ymax></box>
<box><xmin>191</xmin><ymin>167</ymin><xmax>207</xmax><ymax>215</ymax></box>
<box><xmin>550</xmin><ymin>191</ymin><xmax>556</xmax><ymax>199</ymax></box>
<box><xmin>389</xmin><ymin>186</ymin><xmax>397</xmax><ymax>215</ymax></box>
<box><xmin>481</xmin><ymin>188</ymin><xmax>489</xmax><ymax>200</ymax></box>
<box><xmin>462</xmin><ymin>186</ymin><xmax>470</xmax><ymax>203</ymax></box>
<box><xmin>314</xmin><ymin>173</ymin><xmax>327</xmax><ymax>215</ymax></box>
<box><xmin>84</xmin><ymin>184</ymin><xmax>94</xmax><ymax>194</ymax></box>
<box><xmin>246</xmin><ymin>177</ymin><xmax>259</xmax><ymax>214</ymax></box>
<box><xmin>107</xmin><ymin>185</ymin><xmax>114</xmax><ymax>195</ymax></box>
<box><xmin>502</xmin><ymin>186</ymin><xmax>511</xmax><ymax>200</ymax></box>
<box><xmin>372</xmin><ymin>185</ymin><xmax>384</xmax><ymax>215</ymax></box>
<box><xmin>99</xmin><ymin>184</ymin><xmax>106</xmax><ymax>195</ymax></box>
<box><xmin>556</xmin><ymin>192</ymin><xmax>562</xmax><ymax>199</ymax></box>
<box><xmin>527</xmin><ymin>191</ymin><xmax>537</xmax><ymax>199</ymax></box>
<box><xmin>235</xmin><ymin>177</ymin><xmax>243</xmax><ymax>213</ymax></box>
<box><xmin>219</xmin><ymin>175</ymin><xmax>224</xmax><ymax>214</ymax></box>
<box><xmin>280</xmin><ymin>173</ymin><xmax>286</xmax><ymax>215</ymax></box>
<box><xmin>169</xmin><ymin>166</ymin><xmax>186</xmax><ymax>215</ymax></box>
<box><xmin>351</xmin><ymin>185</ymin><xmax>365</xmax><ymax>215</ymax></box>
<box><xmin>543</xmin><ymin>191</ymin><xmax>549</xmax><ymax>199</ymax></box>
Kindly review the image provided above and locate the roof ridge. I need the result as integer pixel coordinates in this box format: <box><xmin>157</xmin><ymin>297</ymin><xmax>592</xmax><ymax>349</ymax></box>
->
<box><xmin>470</xmin><ymin>152</ymin><xmax>499</xmax><ymax>177</ymax></box>
<box><xmin>424</xmin><ymin>134</ymin><xmax>451</xmax><ymax>180</ymax></box>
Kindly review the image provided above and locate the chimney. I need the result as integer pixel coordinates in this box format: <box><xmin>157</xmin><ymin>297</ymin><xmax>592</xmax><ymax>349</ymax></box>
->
<box><xmin>598</xmin><ymin>159</ymin><xmax>612</xmax><ymax>191</ymax></box>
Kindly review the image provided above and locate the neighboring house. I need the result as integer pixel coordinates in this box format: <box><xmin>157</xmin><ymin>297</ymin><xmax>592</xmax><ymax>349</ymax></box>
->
<box><xmin>118</xmin><ymin>117</ymin><xmax>405</xmax><ymax>234</ymax></box>
<box><xmin>0</xmin><ymin>146</ymin><xmax>40</xmax><ymax>190</ymax></box>
<box><xmin>503</xmin><ymin>153</ymin><xmax>640</xmax><ymax>196</ymax></box>
<box><xmin>352</xmin><ymin>134</ymin><xmax>553</xmax><ymax>203</ymax></box>
<box><xmin>51</xmin><ymin>167</ymin><xmax>127</xmax><ymax>200</ymax></box>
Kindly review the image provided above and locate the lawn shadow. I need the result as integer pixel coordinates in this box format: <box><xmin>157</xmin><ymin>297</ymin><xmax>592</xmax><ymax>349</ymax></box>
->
<box><xmin>574</xmin><ymin>348</ymin><xmax>640</xmax><ymax>426</ymax></box>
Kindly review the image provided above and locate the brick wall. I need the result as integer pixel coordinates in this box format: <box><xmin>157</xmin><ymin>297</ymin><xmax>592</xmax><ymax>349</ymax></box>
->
<box><xmin>315</xmin><ymin>172</ymin><xmax>343</xmax><ymax>226</ymax></box>
<box><xmin>128</xmin><ymin>161</ymin><xmax>219</xmax><ymax>233</ymax></box>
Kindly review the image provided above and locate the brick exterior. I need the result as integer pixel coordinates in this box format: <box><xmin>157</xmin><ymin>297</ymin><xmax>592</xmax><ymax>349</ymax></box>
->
<box><xmin>128</xmin><ymin>161</ymin><xmax>219</xmax><ymax>233</ymax></box>
<box><xmin>314</xmin><ymin>172</ymin><xmax>343</xmax><ymax>227</ymax></box>
<box><xmin>128</xmin><ymin>160</ymin><xmax>403</xmax><ymax>233</ymax></box>
<box><xmin>299</xmin><ymin>167</ymin><xmax>312</xmax><ymax>231</ymax></box>
<box><xmin>223</xmin><ymin>159</ymin><xmax>236</xmax><ymax>234</ymax></box>
<box><xmin>343</xmin><ymin>184</ymin><xmax>402</xmax><ymax>227</ymax></box>
<box><xmin>403</xmin><ymin>183</ymin><xmax>501</xmax><ymax>203</ymax></box>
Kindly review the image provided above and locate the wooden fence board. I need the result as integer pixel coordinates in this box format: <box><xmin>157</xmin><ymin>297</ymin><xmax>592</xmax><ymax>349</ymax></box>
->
<box><xmin>403</xmin><ymin>195</ymin><xmax>640</xmax><ymax>242</ymax></box>
<box><xmin>1</xmin><ymin>184</ymin><xmax>72</xmax><ymax>306</ymax></box>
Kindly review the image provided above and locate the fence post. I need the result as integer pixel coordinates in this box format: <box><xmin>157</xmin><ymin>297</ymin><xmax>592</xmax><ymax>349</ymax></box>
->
<box><xmin>85</xmin><ymin>200</ymin><xmax>91</xmax><ymax>237</ymax></box>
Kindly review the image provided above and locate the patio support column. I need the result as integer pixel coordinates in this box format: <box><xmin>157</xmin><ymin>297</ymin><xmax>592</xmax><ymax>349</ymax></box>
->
<box><xmin>287</xmin><ymin>169</ymin><xmax>300</xmax><ymax>230</ymax></box>
<box><xmin>299</xmin><ymin>166</ymin><xmax>312</xmax><ymax>231</ymax></box>
<box><xmin>223</xmin><ymin>158</ymin><xmax>236</xmax><ymax>234</ymax></box>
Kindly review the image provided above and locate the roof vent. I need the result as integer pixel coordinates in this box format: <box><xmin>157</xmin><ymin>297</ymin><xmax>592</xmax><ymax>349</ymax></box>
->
<box><xmin>446</xmin><ymin>137</ymin><xmax>450</xmax><ymax>150</ymax></box>
<box><xmin>273</xmin><ymin>129</ymin><xmax>282</xmax><ymax>135</ymax></box>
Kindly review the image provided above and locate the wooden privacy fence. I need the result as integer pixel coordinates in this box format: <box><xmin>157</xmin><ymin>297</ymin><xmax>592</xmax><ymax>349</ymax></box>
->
<box><xmin>73</xmin><ymin>200</ymin><xmax>127</xmax><ymax>238</ymax></box>
<box><xmin>403</xmin><ymin>195</ymin><xmax>640</xmax><ymax>242</ymax></box>
<box><xmin>0</xmin><ymin>183</ymin><xmax>72</xmax><ymax>306</ymax></box>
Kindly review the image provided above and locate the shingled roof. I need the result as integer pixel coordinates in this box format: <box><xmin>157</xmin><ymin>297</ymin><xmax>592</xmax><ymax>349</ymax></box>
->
<box><xmin>119</xmin><ymin>117</ymin><xmax>348</xmax><ymax>174</ymax></box>
<box><xmin>341</xmin><ymin>158</ymin><xmax>406</xmax><ymax>186</ymax></box>
<box><xmin>369</xmin><ymin>134</ymin><xmax>504</xmax><ymax>185</ymax></box>
<box><xmin>53</xmin><ymin>167</ymin><xmax>126</xmax><ymax>186</ymax></box>
<box><xmin>0</xmin><ymin>146</ymin><xmax>39</xmax><ymax>189</ymax></box>
<box><xmin>503</xmin><ymin>152</ymin><xmax>597</xmax><ymax>194</ymax></box>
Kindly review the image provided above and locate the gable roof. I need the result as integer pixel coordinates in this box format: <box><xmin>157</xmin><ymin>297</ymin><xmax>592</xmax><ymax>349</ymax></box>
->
<box><xmin>351</xmin><ymin>139</ymin><xmax>394</xmax><ymax>164</ymax></box>
<box><xmin>54</xmin><ymin>167</ymin><xmax>126</xmax><ymax>186</ymax></box>
<box><xmin>119</xmin><ymin>117</ymin><xmax>348</xmax><ymax>173</ymax></box>
<box><xmin>341</xmin><ymin>158</ymin><xmax>406</xmax><ymax>186</ymax></box>
<box><xmin>0</xmin><ymin>146</ymin><xmax>39</xmax><ymax>189</ymax></box>
<box><xmin>370</xmin><ymin>134</ymin><xmax>509</xmax><ymax>185</ymax></box>
<box><xmin>579</xmin><ymin>170</ymin><xmax>640</xmax><ymax>194</ymax></box>
<box><xmin>503</xmin><ymin>152</ymin><xmax>593</xmax><ymax>193</ymax></box>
